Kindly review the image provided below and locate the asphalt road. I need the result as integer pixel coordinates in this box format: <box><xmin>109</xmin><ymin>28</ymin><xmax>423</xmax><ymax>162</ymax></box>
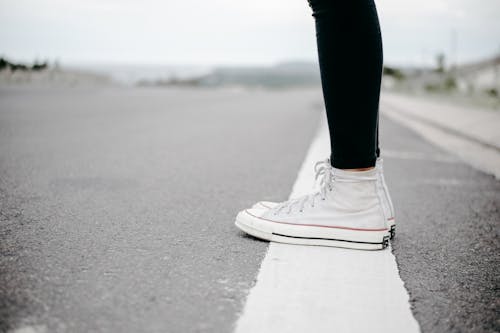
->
<box><xmin>380</xmin><ymin>115</ymin><xmax>500</xmax><ymax>333</ymax></box>
<box><xmin>1</xmin><ymin>86</ymin><xmax>499</xmax><ymax>333</ymax></box>
<box><xmin>0</xmin><ymin>87</ymin><xmax>321</xmax><ymax>332</ymax></box>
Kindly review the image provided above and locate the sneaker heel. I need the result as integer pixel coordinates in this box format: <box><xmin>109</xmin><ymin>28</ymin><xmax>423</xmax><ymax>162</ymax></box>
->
<box><xmin>389</xmin><ymin>225</ymin><xmax>396</xmax><ymax>240</ymax></box>
<box><xmin>382</xmin><ymin>235</ymin><xmax>390</xmax><ymax>249</ymax></box>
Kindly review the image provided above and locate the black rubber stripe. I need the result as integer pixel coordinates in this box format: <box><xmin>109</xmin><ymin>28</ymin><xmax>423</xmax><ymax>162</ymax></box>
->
<box><xmin>272</xmin><ymin>232</ymin><xmax>384</xmax><ymax>245</ymax></box>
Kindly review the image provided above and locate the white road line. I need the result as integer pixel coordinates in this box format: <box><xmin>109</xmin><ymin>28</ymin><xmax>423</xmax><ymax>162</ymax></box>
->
<box><xmin>381</xmin><ymin>104</ymin><xmax>500</xmax><ymax>180</ymax></box>
<box><xmin>382</xmin><ymin>149</ymin><xmax>459</xmax><ymax>164</ymax></box>
<box><xmin>234</xmin><ymin>117</ymin><xmax>420</xmax><ymax>333</ymax></box>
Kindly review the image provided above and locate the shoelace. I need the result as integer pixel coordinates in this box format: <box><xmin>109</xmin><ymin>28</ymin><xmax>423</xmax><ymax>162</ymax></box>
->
<box><xmin>273</xmin><ymin>158</ymin><xmax>334</xmax><ymax>215</ymax></box>
<box><xmin>272</xmin><ymin>158</ymin><xmax>378</xmax><ymax>215</ymax></box>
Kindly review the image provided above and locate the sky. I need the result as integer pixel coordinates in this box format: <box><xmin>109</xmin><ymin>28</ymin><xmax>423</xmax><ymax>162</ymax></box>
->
<box><xmin>1</xmin><ymin>0</ymin><xmax>499</xmax><ymax>67</ymax></box>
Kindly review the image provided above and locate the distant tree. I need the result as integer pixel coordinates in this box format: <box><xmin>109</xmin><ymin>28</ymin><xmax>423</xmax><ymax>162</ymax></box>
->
<box><xmin>0</xmin><ymin>57</ymin><xmax>7</xmax><ymax>71</ymax></box>
<box><xmin>486</xmin><ymin>88</ymin><xmax>498</xmax><ymax>98</ymax></box>
<box><xmin>32</xmin><ymin>61</ymin><xmax>48</xmax><ymax>71</ymax></box>
<box><xmin>0</xmin><ymin>58</ymin><xmax>49</xmax><ymax>72</ymax></box>
<box><xmin>435</xmin><ymin>53</ymin><xmax>446</xmax><ymax>73</ymax></box>
<box><xmin>443</xmin><ymin>76</ymin><xmax>456</xmax><ymax>91</ymax></box>
<box><xmin>383</xmin><ymin>66</ymin><xmax>405</xmax><ymax>80</ymax></box>
<box><xmin>10</xmin><ymin>63</ymin><xmax>28</xmax><ymax>71</ymax></box>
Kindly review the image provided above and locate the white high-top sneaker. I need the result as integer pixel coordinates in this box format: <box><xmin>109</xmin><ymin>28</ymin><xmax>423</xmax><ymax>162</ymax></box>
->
<box><xmin>235</xmin><ymin>161</ymin><xmax>390</xmax><ymax>250</ymax></box>
<box><xmin>375</xmin><ymin>158</ymin><xmax>396</xmax><ymax>238</ymax></box>
<box><xmin>251</xmin><ymin>158</ymin><xmax>396</xmax><ymax>239</ymax></box>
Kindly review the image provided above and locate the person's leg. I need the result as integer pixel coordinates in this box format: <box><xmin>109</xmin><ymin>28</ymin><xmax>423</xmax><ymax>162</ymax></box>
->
<box><xmin>376</xmin><ymin>118</ymin><xmax>380</xmax><ymax>158</ymax></box>
<box><xmin>308</xmin><ymin>0</ymin><xmax>383</xmax><ymax>169</ymax></box>
<box><xmin>234</xmin><ymin>0</ymin><xmax>394</xmax><ymax>249</ymax></box>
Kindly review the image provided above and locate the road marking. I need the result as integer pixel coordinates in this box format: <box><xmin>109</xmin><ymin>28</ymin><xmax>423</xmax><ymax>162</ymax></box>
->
<box><xmin>381</xmin><ymin>103</ymin><xmax>500</xmax><ymax>179</ymax></box>
<box><xmin>382</xmin><ymin>149</ymin><xmax>459</xmax><ymax>164</ymax></box>
<box><xmin>234</xmin><ymin>117</ymin><xmax>420</xmax><ymax>333</ymax></box>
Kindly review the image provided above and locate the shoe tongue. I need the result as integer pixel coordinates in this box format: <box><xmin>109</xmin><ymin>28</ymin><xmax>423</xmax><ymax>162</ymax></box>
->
<box><xmin>332</xmin><ymin>167</ymin><xmax>377</xmax><ymax>179</ymax></box>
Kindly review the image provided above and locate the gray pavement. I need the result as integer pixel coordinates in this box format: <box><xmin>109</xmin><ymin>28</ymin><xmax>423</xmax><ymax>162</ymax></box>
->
<box><xmin>382</xmin><ymin>93</ymin><xmax>500</xmax><ymax>151</ymax></box>
<box><xmin>380</xmin><ymin>115</ymin><xmax>500</xmax><ymax>333</ymax></box>
<box><xmin>0</xmin><ymin>87</ymin><xmax>320</xmax><ymax>332</ymax></box>
<box><xmin>0</xmin><ymin>87</ymin><xmax>499</xmax><ymax>333</ymax></box>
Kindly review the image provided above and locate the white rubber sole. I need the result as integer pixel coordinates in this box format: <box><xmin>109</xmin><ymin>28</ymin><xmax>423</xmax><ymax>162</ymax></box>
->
<box><xmin>235</xmin><ymin>211</ymin><xmax>390</xmax><ymax>251</ymax></box>
<box><xmin>254</xmin><ymin>201</ymin><xmax>397</xmax><ymax>241</ymax></box>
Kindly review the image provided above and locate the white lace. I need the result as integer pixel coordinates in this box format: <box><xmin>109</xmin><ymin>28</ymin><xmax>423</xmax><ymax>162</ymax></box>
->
<box><xmin>272</xmin><ymin>159</ymin><xmax>334</xmax><ymax>215</ymax></box>
<box><xmin>271</xmin><ymin>159</ymin><xmax>378</xmax><ymax>215</ymax></box>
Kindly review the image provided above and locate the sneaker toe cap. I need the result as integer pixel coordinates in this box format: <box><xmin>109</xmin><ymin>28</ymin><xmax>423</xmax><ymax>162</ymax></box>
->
<box><xmin>236</xmin><ymin>208</ymin><xmax>267</xmax><ymax>227</ymax></box>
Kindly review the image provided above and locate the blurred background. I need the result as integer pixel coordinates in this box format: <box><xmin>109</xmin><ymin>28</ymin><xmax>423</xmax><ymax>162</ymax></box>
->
<box><xmin>1</xmin><ymin>1</ymin><xmax>500</xmax><ymax>333</ymax></box>
<box><xmin>1</xmin><ymin>0</ymin><xmax>499</xmax><ymax>107</ymax></box>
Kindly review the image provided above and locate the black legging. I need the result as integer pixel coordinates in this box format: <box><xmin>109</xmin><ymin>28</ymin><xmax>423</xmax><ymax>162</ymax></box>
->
<box><xmin>308</xmin><ymin>0</ymin><xmax>383</xmax><ymax>168</ymax></box>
